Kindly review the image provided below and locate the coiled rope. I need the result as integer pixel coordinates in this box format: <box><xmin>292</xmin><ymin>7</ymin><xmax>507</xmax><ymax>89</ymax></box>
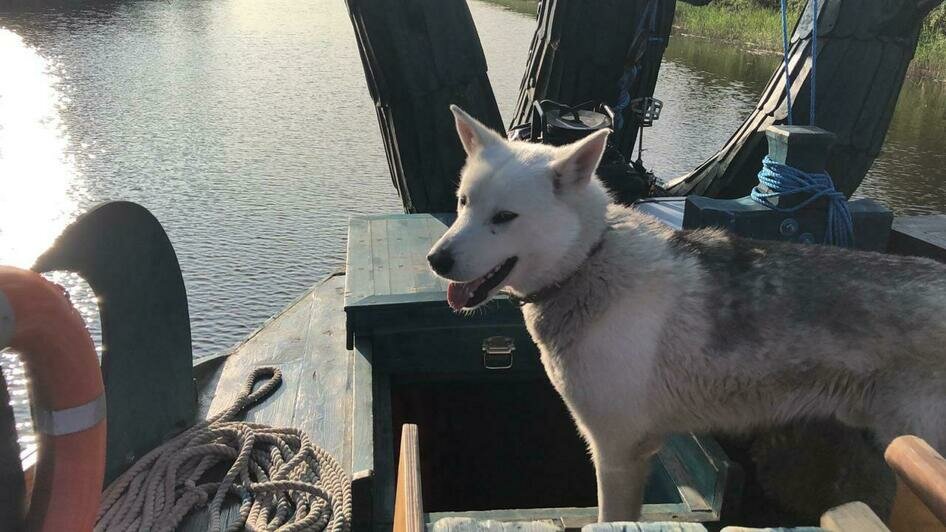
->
<box><xmin>95</xmin><ymin>367</ymin><xmax>351</xmax><ymax>532</ymax></box>
<box><xmin>752</xmin><ymin>156</ymin><xmax>854</xmax><ymax>247</ymax></box>
<box><xmin>757</xmin><ymin>0</ymin><xmax>852</xmax><ymax>246</ymax></box>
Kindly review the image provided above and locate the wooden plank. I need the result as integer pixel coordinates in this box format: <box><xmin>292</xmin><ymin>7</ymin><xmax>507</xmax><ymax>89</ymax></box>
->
<box><xmin>658</xmin><ymin>438</ymin><xmax>713</xmax><ymax>514</ymax></box>
<box><xmin>394</xmin><ymin>424</ymin><xmax>424</xmax><ymax>532</ymax></box>
<box><xmin>352</xmin><ymin>338</ymin><xmax>374</xmax><ymax>476</ymax></box>
<box><xmin>885</xmin><ymin>436</ymin><xmax>946</xmax><ymax>527</ymax></box>
<box><xmin>634</xmin><ymin>198</ymin><xmax>685</xmax><ymax>230</ymax></box>
<box><xmin>346</xmin><ymin>216</ymin><xmax>374</xmax><ymax>304</ymax></box>
<box><xmin>291</xmin><ymin>275</ymin><xmax>353</xmax><ymax>464</ymax></box>
<box><xmin>581</xmin><ymin>523</ymin><xmax>708</xmax><ymax>532</ymax></box>
<box><xmin>387</xmin><ymin>216</ymin><xmax>419</xmax><ymax>295</ymax></box>
<box><xmin>820</xmin><ymin>501</ymin><xmax>889</xmax><ymax>532</ymax></box>
<box><xmin>369</xmin><ymin>218</ymin><xmax>392</xmax><ymax>296</ymax></box>
<box><xmin>426</xmin><ymin>503</ymin><xmax>708</xmax><ymax>529</ymax></box>
<box><xmin>182</xmin><ymin>274</ymin><xmax>354</xmax><ymax>531</ymax></box>
<box><xmin>889</xmin><ymin>215</ymin><xmax>946</xmax><ymax>262</ymax></box>
<box><xmin>344</xmin><ymin>0</ymin><xmax>503</xmax><ymax>213</ymax></box>
<box><xmin>430</xmin><ymin>517</ymin><xmax>564</xmax><ymax>531</ymax></box>
<box><xmin>889</xmin><ymin>477</ymin><xmax>946</xmax><ymax>532</ymax></box>
<box><xmin>373</xmin><ymin>371</ymin><xmax>396</xmax><ymax>532</ymax></box>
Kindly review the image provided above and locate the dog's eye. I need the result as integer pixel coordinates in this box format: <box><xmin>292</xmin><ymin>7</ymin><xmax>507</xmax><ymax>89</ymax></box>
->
<box><xmin>458</xmin><ymin>195</ymin><xmax>467</xmax><ymax>207</ymax></box>
<box><xmin>491</xmin><ymin>211</ymin><xmax>519</xmax><ymax>225</ymax></box>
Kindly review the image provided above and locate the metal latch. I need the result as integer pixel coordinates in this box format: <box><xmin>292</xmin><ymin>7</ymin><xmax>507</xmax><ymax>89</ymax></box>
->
<box><xmin>482</xmin><ymin>336</ymin><xmax>515</xmax><ymax>370</ymax></box>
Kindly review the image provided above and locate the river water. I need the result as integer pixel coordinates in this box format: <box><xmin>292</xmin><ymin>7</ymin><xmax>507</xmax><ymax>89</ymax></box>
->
<box><xmin>1</xmin><ymin>0</ymin><xmax>945</xmax><ymax>366</ymax></box>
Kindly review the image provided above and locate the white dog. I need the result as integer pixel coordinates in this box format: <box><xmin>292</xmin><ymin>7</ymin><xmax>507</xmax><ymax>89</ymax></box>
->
<box><xmin>427</xmin><ymin>105</ymin><xmax>946</xmax><ymax>523</ymax></box>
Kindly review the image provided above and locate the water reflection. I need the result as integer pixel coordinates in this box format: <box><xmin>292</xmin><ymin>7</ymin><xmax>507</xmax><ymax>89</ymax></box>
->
<box><xmin>0</xmin><ymin>1</ymin><xmax>944</xmax><ymax>360</ymax></box>
<box><xmin>0</xmin><ymin>29</ymin><xmax>83</xmax><ymax>268</ymax></box>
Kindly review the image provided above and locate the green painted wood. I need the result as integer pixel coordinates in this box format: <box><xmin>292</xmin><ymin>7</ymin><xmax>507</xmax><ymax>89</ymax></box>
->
<box><xmin>888</xmin><ymin>215</ymin><xmax>946</xmax><ymax>262</ymax></box>
<box><xmin>369</xmin><ymin>218</ymin><xmax>392</xmax><ymax>296</ymax></box>
<box><xmin>32</xmin><ymin>201</ymin><xmax>195</xmax><ymax>484</ymax></box>
<box><xmin>345</xmin><ymin>0</ymin><xmax>504</xmax><ymax>213</ymax></box>
<box><xmin>659</xmin><ymin>434</ymin><xmax>734</xmax><ymax>516</ymax></box>
<box><xmin>372</xmin><ymin>370</ymin><xmax>395</xmax><ymax>532</ymax></box>
<box><xmin>635</xmin><ymin>198</ymin><xmax>686</xmax><ymax>230</ymax></box>
<box><xmin>179</xmin><ymin>274</ymin><xmax>353</xmax><ymax>532</ymax></box>
<box><xmin>352</xmin><ymin>338</ymin><xmax>375</xmax><ymax>476</ymax></box>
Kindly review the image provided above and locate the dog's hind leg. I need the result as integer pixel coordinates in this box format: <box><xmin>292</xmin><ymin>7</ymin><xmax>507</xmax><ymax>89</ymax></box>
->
<box><xmin>591</xmin><ymin>436</ymin><xmax>664</xmax><ymax>523</ymax></box>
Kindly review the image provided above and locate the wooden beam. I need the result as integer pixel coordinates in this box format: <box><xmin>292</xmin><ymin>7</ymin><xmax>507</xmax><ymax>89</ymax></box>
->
<box><xmin>394</xmin><ymin>424</ymin><xmax>424</xmax><ymax>532</ymax></box>
<box><xmin>820</xmin><ymin>502</ymin><xmax>890</xmax><ymax>532</ymax></box>
<box><xmin>885</xmin><ymin>436</ymin><xmax>946</xmax><ymax>528</ymax></box>
<box><xmin>345</xmin><ymin>0</ymin><xmax>504</xmax><ymax>214</ymax></box>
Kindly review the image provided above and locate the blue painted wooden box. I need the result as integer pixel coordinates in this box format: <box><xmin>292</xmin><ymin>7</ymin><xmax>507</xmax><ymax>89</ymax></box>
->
<box><xmin>344</xmin><ymin>213</ymin><xmax>737</xmax><ymax>530</ymax></box>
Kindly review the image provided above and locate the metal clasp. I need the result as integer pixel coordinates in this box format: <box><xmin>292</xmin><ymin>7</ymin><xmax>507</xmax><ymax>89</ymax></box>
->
<box><xmin>482</xmin><ymin>336</ymin><xmax>515</xmax><ymax>370</ymax></box>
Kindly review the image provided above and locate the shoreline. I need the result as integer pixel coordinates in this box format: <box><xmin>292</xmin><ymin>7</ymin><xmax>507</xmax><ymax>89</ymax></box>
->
<box><xmin>480</xmin><ymin>0</ymin><xmax>946</xmax><ymax>83</ymax></box>
<box><xmin>672</xmin><ymin>2</ymin><xmax>946</xmax><ymax>82</ymax></box>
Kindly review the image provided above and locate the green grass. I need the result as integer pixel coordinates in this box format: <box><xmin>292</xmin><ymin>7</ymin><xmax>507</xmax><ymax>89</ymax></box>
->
<box><xmin>673</xmin><ymin>2</ymin><xmax>800</xmax><ymax>51</ymax></box>
<box><xmin>914</xmin><ymin>30</ymin><xmax>946</xmax><ymax>79</ymax></box>
<box><xmin>481</xmin><ymin>0</ymin><xmax>946</xmax><ymax>80</ymax></box>
<box><xmin>673</xmin><ymin>1</ymin><xmax>946</xmax><ymax>80</ymax></box>
<box><xmin>480</xmin><ymin>0</ymin><xmax>538</xmax><ymax>16</ymax></box>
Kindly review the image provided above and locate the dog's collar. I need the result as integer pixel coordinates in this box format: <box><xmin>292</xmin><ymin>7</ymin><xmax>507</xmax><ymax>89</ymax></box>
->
<box><xmin>508</xmin><ymin>228</ymin><xmax>609</xmax><ymax>306</ymax></box>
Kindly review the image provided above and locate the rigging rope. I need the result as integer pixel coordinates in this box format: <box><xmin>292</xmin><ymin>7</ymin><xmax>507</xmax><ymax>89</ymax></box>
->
<box><xmin>752</xmin><ymin>156</ymin><xmax>854</xmax><ymax>247</ymax></box>
<box><xmin>780</xmin><ymin>0</ymin><xmax>820</xmax><ymax>125</ymax></box>
<box><xmin>95</xmin><ymin>367</ymin><xmax>352</xmax><ymax>532</ymax></box>
<box><xmin>810</xmin><ymin>0</ymin><xmax>819</xmax><ymax>125</ymax></box>
<box><xmin>780</xmin><ymin>0</ymin><xmax>794</xmax><ymax>124</ymax></box>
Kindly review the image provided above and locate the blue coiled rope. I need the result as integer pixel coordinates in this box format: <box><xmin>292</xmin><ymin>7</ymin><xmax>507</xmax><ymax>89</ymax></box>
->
<box><xmin>752</xmin><ymin>156</ymin><xmax>854</xmax><ymax>246</ymax></box>
<box><xmin>755</xmin><ymin>0</ymin><xmax>852</xmax><ymax>246</ymax></box>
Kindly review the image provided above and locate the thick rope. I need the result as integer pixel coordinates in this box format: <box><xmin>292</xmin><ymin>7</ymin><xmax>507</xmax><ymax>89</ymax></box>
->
<box><xmin>751</xmin><ymin>155</ymin><xmax>854</xmax><ymax>247</ymax></box>
<box><xmin>95</xmin><ymin>367</ymin><xmax>351</xmax><ymax>532</ymax></box>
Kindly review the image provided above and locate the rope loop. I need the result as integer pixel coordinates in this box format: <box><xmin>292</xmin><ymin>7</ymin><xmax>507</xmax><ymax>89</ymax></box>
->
<box><xmin>751</xmin><ymin>156</ymin><xmax>854</xmax><ymax>247</ymax></box>
<box><xmin>95</xmin><ymin>366</ymin><xmax>351</xmax><ymax>532</ymax></box>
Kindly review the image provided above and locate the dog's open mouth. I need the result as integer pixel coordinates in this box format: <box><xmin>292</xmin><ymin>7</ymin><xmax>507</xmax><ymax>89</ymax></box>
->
<box><xmin>446</xmin><ymin>257</ymin><xmax>518</xmax><ymax>311</ymax></box>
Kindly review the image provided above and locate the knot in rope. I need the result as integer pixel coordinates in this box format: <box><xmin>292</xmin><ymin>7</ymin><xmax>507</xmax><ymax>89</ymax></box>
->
<box><xmin>751</xmin><ymin>156</ymin><xmax>854</xmax><ymax>247</ymax></box>
<box><xmin>95</xmin><ymin>366</ymin><xmax>352</xmax><ymax>532</ymax></box>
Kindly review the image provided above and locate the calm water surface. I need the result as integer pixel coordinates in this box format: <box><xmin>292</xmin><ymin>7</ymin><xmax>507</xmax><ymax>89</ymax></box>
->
<box><xmin>1</xmin><ymin>0</ymin><xmax>945</xmax><ymax>366</ymax></box>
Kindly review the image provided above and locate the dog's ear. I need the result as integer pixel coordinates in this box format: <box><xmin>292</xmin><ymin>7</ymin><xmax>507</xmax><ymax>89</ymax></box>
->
<box><xmin>550</xmin><ymin>129</ymin><xmax>610</xmax><ymax>191</ymax></box>
<box><xmin>451</xmin><ymin>105</ymin><xmax>503</xmax><ymax>155</ymax></box>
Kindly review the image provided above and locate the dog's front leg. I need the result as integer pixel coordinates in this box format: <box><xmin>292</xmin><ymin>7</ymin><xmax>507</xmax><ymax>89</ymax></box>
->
<box><xmin>592</xmin><ymin>437</ymin><xmax>662</xmax><ymax>523</ymax></box>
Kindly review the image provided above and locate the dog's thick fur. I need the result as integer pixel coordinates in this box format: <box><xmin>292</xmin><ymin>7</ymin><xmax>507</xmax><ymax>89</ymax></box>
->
<box><xmin>429</xmin><ymin>106</ymin><xmax>946</xmax><ymax>522</ymax></box>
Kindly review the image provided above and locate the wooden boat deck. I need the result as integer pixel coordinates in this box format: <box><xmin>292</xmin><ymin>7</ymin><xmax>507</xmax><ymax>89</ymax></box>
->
<box><xmin>181</xmin><ymin>271</ymin><xmax>353</xmax><ymax>531</ymax></box>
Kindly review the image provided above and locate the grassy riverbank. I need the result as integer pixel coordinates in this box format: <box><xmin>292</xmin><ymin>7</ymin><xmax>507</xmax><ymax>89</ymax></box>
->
<box><xmin>673</xmin><ymin>1</ymin><xmax>946</xmax><ymax>79</ymax></box>
<box><xmin>483</xmin><ymin>0</ymin><xmax>946</xmax><ymax>80</ymax></box>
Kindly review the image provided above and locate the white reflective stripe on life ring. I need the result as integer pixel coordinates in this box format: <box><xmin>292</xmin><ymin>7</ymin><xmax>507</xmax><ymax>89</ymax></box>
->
<box><xmin>34</xmin><ymin>393</ymin><xmax>106</xmax><ymax>436</ymax></box>
<box><xmin>0</xmin><ymin>291</ymin><xmax>13</xmax><ymax>349</ymax></box>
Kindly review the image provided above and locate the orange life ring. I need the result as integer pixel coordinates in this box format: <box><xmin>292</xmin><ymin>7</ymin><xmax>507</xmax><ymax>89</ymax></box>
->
<box><xmin>0</xmin><ymin>266</ymin><xmax>106</xmax><ymax>532</ymax></box>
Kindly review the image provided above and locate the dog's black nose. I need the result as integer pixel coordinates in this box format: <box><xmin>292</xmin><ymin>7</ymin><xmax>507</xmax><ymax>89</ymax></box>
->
<box><xmin>427</xmin><ymin>248</ymin><xmax>454</xmax><ymax>276</ymax></box>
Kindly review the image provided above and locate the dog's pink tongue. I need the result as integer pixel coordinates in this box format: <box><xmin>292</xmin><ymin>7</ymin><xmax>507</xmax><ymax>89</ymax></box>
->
<box><xmin>447</xmin><ymin>282</ymin><xmax>471</xmax><ymax>311</ymax></box>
